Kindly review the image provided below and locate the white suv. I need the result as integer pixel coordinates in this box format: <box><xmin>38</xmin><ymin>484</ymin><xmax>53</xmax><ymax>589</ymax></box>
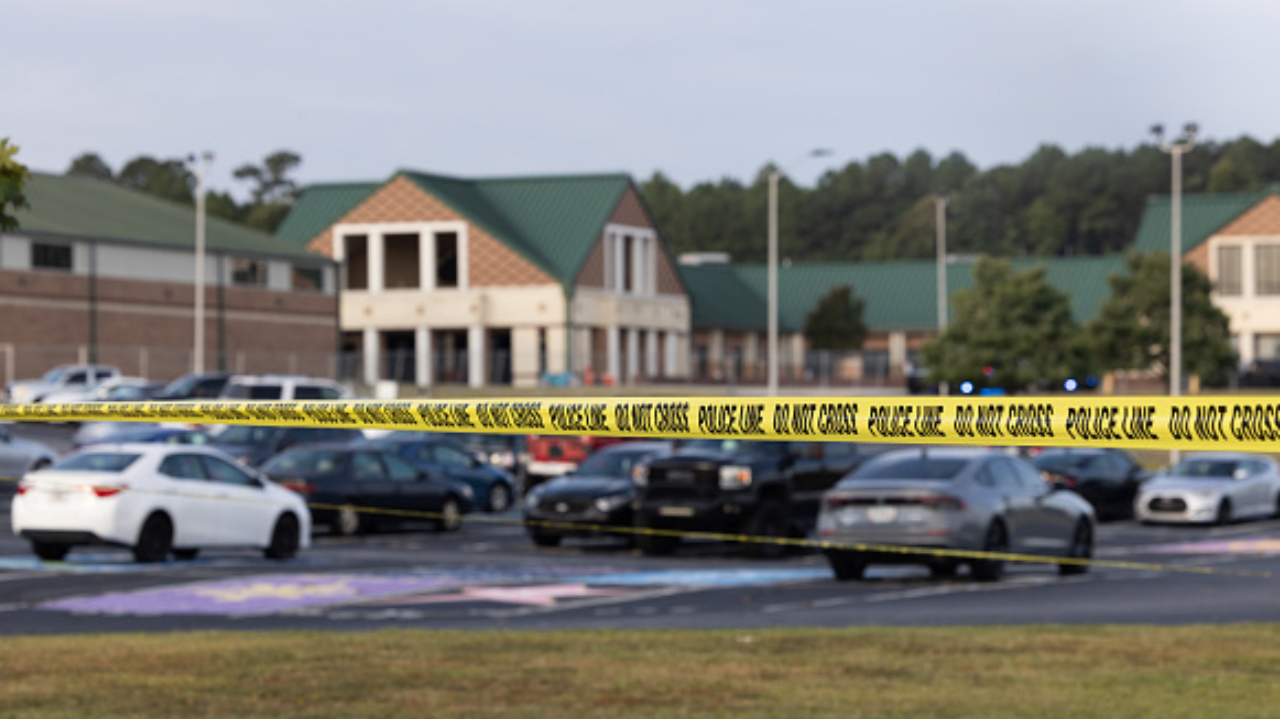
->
<box><xmin>219</xmin><ymin>375</ymin><xmax>347</xmax><ymax>401</ymax></box>
<box><xmin>6</xmin><ymin>364</ymin><xmax>122</xmax><ymax>403</ymax></box>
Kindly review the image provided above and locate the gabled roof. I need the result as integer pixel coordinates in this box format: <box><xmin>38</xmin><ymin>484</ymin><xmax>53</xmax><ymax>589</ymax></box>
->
<box><xmin>681</xmin><ymin>256</ymin><xmax>1129</xmax><ymax>334</ymax></box>
<box><xmin>11</xmin><ymin>173</ymin><xmax>325</xmax><ymax>261</ymax></box>
<box><xmin>1132</xmin><ymin>190</ymin><xmax>1275</xmax><ymax>255</ymax></box>
<box><xmin>278</xmin><ymin>170</ymin><xmax>637</xmax><ymax>288</ymax></box>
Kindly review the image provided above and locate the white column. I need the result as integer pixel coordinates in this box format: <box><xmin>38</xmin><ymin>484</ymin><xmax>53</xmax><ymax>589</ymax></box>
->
<box><xmin>512</xmin><ymin>327</ymin><xmax>542</xmax><ymax>388</ymax></box>
<box><xmin>614</xmin><ymin>236</ymin><xmax>627</xmax><ymax>295</ymax></box>
<box><xmin>630</xmin><ymin>237</ymin><xmax>644</xmax><ymax>297</ymax></box>
<box><xmin>744</xmin><ymin>332</ymin><xmax>759</xmax><ymax>381</ymax></box>
<box><xmin>415</xmin><ymin>326</ymin><xmax>432</xmax><ymax>388</ymax></box>
<box><xmin>574</xmin><ymin>327</ymin><xmax>593</xmax><ymax>373</ymax></box>
<box><xmin>545</xmin><ymin>325</ymin><xmax>568</xmax><ymax>374</ymax></box>
<box><xmin>419</xmin><ymin>233</ymin><xmax>434</xmax><ymax>292</ymax></box>
<box><xmin>362</xmin><ymin>327</ymin><xmax>379</xmax><ymax>386</ymax></box>
<box><xmin>468</xmin><ymin>325</ymin><xmax>485</xmax><ymax>388</ymax></box>
<box><xmin>789</xmin><ymin>334</ymin><xmax>806</xmax><ymax>383</ymax></box>
<box><xmin>626</xmin><ymin>328</ymin><xmax>640</xmax><ymax>383</ymax></box>
<box><xmin>665</xmin><ymin>330</ymin><xmax>679</xmax><ymax>378</ymax></box>
<box><xmin>888</xmin><ymin>331</ymin><xmax>908</xmax><ymax>378</ymax></box>
<box><xmin>368</xmin><ymin>232</ymin><xmax>385</xmax><ymax>293</ymax></box>
<box><xmin>709</xmin><ymin>329</ymin><xmax>725</xmax><ymax>380</ymax></box>
<box><xmin>646</xmin><ymin>329</ymin><xmax>659</xmax><ymax>378</ymax></box>
<box><xmin>606</xmin><ymin>326</ymin><xmax>621</xmax><ymax>381</ymax></box>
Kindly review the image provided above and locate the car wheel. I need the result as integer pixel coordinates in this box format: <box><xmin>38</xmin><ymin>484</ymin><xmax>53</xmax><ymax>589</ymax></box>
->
<box><xmin>637</xmin><ymin>532</ymin><xmax>681</xmax><ymax>556</ymax></box>
<box><xmin>333</xmin><ymin>504</ymin><xmax>363</xmax><ymax>536</ymax></box>
<box><xmin>971</xmin><ymin>521</ymin><xmax>1008</xmax><ymax>582</ymax></box>
<box><xmin>530</xmin><ymin>532</ymin><xmax>562</xmax><ymax>548</ymax></box>
<box><xmin>173</xmin><ymin>549</ymin><xmax>200</xmax><ymax>561</ymax></box>
<box><xmin>436</xmin><ymin>496</ymin><xmax>462</xmax><ymax>532</ymax></box>
<box><xmin>488</xmin><ymin>483</ymin><xmax>513</xmax><ymax>513</ymax></box>
<box><xmin>133</xmin><ymin>513</ymin><xmax>173</xmax><ymax>563</ymax></box>
<box><xmin>744</xmin><ymin>500</ymin><xmax>791</xmax><ymax>559</ymax></box>
<box><xmin>265</xmin><ymin>513</ymin><xmax>301</xmax><ymax>559</ymax></box>
<box><xmin>826</xmin><ymin>551</ymin><xmax>867</xmax><ymax>581</ymax></box>
<box><xmin>32</xmin><ymin>541</ymin><xmax>70</xmax><ymax>561</ymax></box>
<box><xmin>1058</xmin><ymin>520</ymin><xmax>1092</xmax><ymax>576</ymax></box>
<box><xmin>1216</xmin><ymin>499</ymin><xmax>1233</xmax><ymax>526</ymax></box>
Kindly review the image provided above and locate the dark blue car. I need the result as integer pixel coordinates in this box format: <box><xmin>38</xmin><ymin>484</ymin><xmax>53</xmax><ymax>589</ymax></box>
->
<box><xmin>366</xmin><ymin>434</ymin><xmax>517</xmax><ymax>513</ymax></box>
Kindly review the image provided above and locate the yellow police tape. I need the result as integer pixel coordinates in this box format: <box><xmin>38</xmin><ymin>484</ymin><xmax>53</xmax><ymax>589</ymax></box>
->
<box><xmin>3</xmin><ymin>395</ymin><xmax>1280</xmax><ymax>451</ymax></box>
<box><xmin>0</xmin><ymin>475</ymin><xmax>1268</xmax><ymax>578</ymax></box>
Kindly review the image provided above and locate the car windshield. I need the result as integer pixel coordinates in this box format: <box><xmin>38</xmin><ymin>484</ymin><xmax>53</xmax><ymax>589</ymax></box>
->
<box><xmin>1169</xmin><ymin>460</ymin><xmax>1244</xmax><ymax>479</ymax></box>
<box><xmin>55</xmin><ymin>452</ymin><xmax>142</xmax><ymax>472</ymax></box>
<box><xmin>41</xmin><ymin>366</ymin><xmax>68</xmax><ymax>383</ymax></box>
<box><xmin>457</xmin><ymin>433</ymin><xmax>516</xmax><ymax>451</ymax></box>
<box><xmin>841</xmin><ymin>455</ymin><xmax>969</xmax><ymax>483</ymax></box>
<box><xmin>1032</xmin><ymin>454</ymin><xmax>1095</xmax><ymax>472</ymax></box>
<box><xmin>574</xmin><ymin>449</ymin><xmax>652</xmax><ymax>478</ymax></box>
<box><xmin>225</xmin><ymin>384</ymin><xmax>283</xmax><ymax>400</ymax></box>
<box><xmin>214</xmin><ymin>425</ymin><xmax>280</xmax><ymax>444</ymax></box>
<box><xmin>262</xmin><ymin>449</ymin><xmax>346</xmax><ymax>476</ymax></box>
<box><xmin>162</xmin><ymin>375</ymin><xmax>201</xmax><ymax>396</ymax></box>
<box><xmin>679</xmin><ymin>439</ymin><xmax>789</xmax><ymax>456</ymax></box>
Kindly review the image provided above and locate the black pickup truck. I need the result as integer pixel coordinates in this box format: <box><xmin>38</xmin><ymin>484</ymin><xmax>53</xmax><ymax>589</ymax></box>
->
<box><xmin>632</xmin><ymin>439</ymin><xmax>884</xmax><ymax>557</ymax></box>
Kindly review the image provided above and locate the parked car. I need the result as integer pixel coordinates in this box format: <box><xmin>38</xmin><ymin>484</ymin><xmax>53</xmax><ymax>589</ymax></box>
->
<box><xmin>0</xmin><ymin>424</ymin><xmax>57</xmax><ymax>494</ymax></box>
<box><xmin>260</xmin><ymin>443</ymin><xmax>473</xmax><ymax>535</ymax></box>
<box><xmin>208</xmin><ymin>425</ymin><xmax>365</xmax><ymax>467</ymax></box>
<box><xmin>1237</xmin><ymin>360</ymin><xmax>1280</xmax><ymax>388</ymax></box>
<box><xmin>5</xmin><ymin>364</ymin><xmax>121</xmax><ymax>404</ymax></box>
<box><xmin>524</xmin><ymin>435</ymin><xmax>634</xmax><ymax>490</ymax></box>
<box><xmin>523</xmin><ymin>441</ymin><xmax>673</xmax><ymax>547</ymax></box>
<box><xmin>366</xmin><ymin>434</ymin><xmax>517</xmax><ymax>512</ymax></box>
<box><xmin>817</xmin><ymin>448</ymin><xmax>1096</xmax><ymax>582</ymax></box>
<box><xmin>12</xmin><ymin>444</ymin><xmax>309</xmax><ymax>562</ymax></box>
<box><xmin>1134</xmin><ymin>453</ymin><xmax>1280</xmax><ymax>525</ymax></box>
<box><xmin>157</xmin><ymin>372</ymin><xmax>233</xmax><ymax>401</ymax></box>
<box><xmin>633</xmin><ymin>439</ymin><xmax>884</xmax><ymax>557</ymax></box>
<box><xmin>1030</xmin><ymin>448</ymin><xmax>1150</xmax><ymax>520</ymax></box>
<box><xmin>41</xmin><ymin>376</ymin><xmax>166</xmax><ymax>405</ymax></box>
<box><xmin>72</xmin><ymin>422</ymin><xmax>214</xmax><ymax>449</ymax></box>
<box><xmin>220</xmin><ymin>374</ymin><xmax>347</xmax><ymax>401</ymax></box>
<box><xmin>452</xmin><ymin>432</ymin><xmax>530</xmax><ymax>491</ymax></box>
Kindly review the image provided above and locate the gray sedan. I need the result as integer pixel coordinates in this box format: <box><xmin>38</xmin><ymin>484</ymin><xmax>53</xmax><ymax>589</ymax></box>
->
<box><xmin>1134</xmin><ymin>453</ymin><xmax>1280</xmax><ymax>525</ymax></box>
<box><xmin>817</xmin><ymin>448</ymin><xmax>1095</xmax><ymax>582</ymax></box>
<box><xmin>0</xmin><ymin>424</ymin><xmax>57</xmax><ymax>492</ymax></box>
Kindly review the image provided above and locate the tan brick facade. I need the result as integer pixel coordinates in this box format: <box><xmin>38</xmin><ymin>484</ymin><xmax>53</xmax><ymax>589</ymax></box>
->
<box><xmin>1216</xmin><ymin>196</ymin><xmax>1280</xmax><ymax>236</ymax></box>
<box><xmin>307</xmin><ymin>176</ymin><xmax>554</xmax><ymax>288</ymax></box>
<box><xmin>574</xmin><ymin>185</ymin><xmax>686</xmax><ymax>295</ymax></box>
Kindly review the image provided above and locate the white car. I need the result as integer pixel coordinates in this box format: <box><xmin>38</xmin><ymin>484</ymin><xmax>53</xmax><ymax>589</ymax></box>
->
<box><xmin>39</xmin><ymin>376</ymin><xmax>158</xmax><ymax>405</ymax></box>
<box><xmin>12</xmin><ymin>444</ymin><xmax>310</xmax><ymax>562</ymax></box>
<box><xmin>5</xmin><ymin>364</ymin><xmax>121</xmax><ymax>403</ymax></box>
<box><xmin>220</xmin><ymin>374</ymin><xmax>348</xmax><ymax>401</ymax></box>
<box><xmin>1135</xmin><ymin>453</ymin><xmax>1280</xmax><ymax>525</ymax></box>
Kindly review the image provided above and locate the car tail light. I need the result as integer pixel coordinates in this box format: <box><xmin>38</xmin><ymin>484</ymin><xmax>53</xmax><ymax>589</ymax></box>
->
<box><xmin>280</xmin><ymin>479</ymin><xmax>314</xmax><ymax>496</ymax></box>
<box><xmin>917</xmin><ymin>494</ymin><xmax>966</xmax><ymax>511</ymax></box>
<box><xmin>826</xmin><ymin>496</ymin><xmax>874</xmax><ymax>508</ymax></box>
<box><xmin>16</xmin><ymin>485</ymin><xmax>30</xmax><ymax>496</ymax></box>
<box><xmin>84</xmin><ymin>484</ymin><xmax>126</xmax><ymax>498</ymax></box>
<box><xmin>1040</xmin><ymin>471</ymin><xmax>1078</xmax><ymax>488</ymax></box>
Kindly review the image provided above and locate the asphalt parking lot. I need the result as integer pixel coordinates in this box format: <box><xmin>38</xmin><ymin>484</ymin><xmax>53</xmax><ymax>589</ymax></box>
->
<box><xmin>2</xmin><ymin>423</ymin><xmax>1279</xmax><ymax>634</ymax></box>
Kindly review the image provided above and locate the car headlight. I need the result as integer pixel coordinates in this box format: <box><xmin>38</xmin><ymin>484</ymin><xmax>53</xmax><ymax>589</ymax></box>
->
<box><xmin>490</xmin><ymin>451</ymin><xmax>515</xmax><ymax>467</ymax></box>
<box><xmin>594</xmin><ymin>494</ymin><xmax>629</xmax><ymax>513</ymax></box>
<box><xmin>633</xmin><ymin>464</ymin><xmax>649</xmax><ymax>487</ymax></box>
<box><xmin>526</xmin><ymin>487</ymin><xmax>545</xmax><ymax>509</ymax></box>
<box><xmin>719</xmin><ymin>465</ymin><xmax>752</xmax><ymax>490</ymax></box>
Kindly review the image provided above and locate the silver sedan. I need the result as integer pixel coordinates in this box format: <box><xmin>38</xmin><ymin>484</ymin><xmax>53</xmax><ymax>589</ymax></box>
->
<box><xmin>0</xmin><ymin>424</ymin><xmax>57</xmax><ymax>490</ymax></box>
<box><xmin>817</xmin><ymin>448</ymin><xmax>1095</xmax><ymax>582</ymax></box>
<box><xmin>1135</xmin><ymin>453</ymin><xmax>1280</xmax><ymax>525</ymax></box>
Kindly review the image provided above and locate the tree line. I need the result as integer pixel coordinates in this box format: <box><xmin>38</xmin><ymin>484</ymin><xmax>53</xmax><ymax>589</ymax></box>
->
<box><xmin>644</xmin><ymin>136</ymin><xmax>1280</xmax><ymax>263</ymax></box>
<box><xmin>65</xmin><ymin>150</ymin><xmax>304</xmax><ymax>234</ymax></box>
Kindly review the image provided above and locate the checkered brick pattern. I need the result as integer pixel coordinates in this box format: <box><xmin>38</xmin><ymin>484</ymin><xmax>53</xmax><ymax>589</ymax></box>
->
<box><xmin>1218</xmin><ymin>196</ymin><xmax>1280</xmax><ymax>236</ymax></box>
<box><xmin>576</xmin><ymin>236</ymin><xmax>606</xmax><ymax>287</ymax></box>
<box><xmin>307</xmin><ymin>176</ymin><xmax>553</xmax><ymax>287</ymax></box>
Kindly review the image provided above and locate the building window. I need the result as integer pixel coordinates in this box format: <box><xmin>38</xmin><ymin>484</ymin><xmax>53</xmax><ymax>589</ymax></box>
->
<box><xmin>292</xmin><ymin>265</ymin><xmax>324</xmax><ymax>292</ymax></box>
<box><xmin>1256</xmin><ymin>334</ymin><xmax>1280</xmax><ymax>361</ymax></box>
<box><xmin>1257</xmin><ymin>245</ymin><xmax>1280</xmax><ymax>296</ymax></box>
<box><xmin>1217</xmin><ymin>245</ymin><xmax>1242</xmax><ymax>296</ymax></box>
<box><xmin>384</xmin><ymin>233</ymin><xmax>420</xmax><ymax>289</ymax></box>
<box><xmin>32</xmin><ymin>242</ymin><xmax>72</xmax><ymax>271</ymax></box>
<box><xmin>344</xmin><ymin>235</ymin><xmax>368</xmax><ymax>290</ymax></box>
<box><xmin>435</xmin><ymin>232</ymin><xmax>459</xmax><ymax>288</ymax></box>
<box><xmin>231</xmin><ymin>258</ymin><xmax>267</xmax><ymax>287</ymax></box>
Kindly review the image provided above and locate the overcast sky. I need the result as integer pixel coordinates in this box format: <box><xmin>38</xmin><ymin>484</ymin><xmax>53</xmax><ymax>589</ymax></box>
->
<box><xmin>7</xmin><ymin>0</ymin><xmax>1280</xmax><ymax>199</ymax></box>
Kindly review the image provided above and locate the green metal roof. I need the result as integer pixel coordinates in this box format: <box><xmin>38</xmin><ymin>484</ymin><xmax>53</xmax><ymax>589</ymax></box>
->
<box><xmin>1131</xmin><ymin>191</ymin><xmax>1272</xmax><ymax>255</ymax></box>
<box><xmin>277</xmin><ymin>170</ymin><xmax>636</xmax><ymax>288</ymax></box>
<box><xmin>679</xmin><ymin>264</ymin><xmax>769</xmax><ymax>330</ymax></box>
<box><xmin>708</xmin><ymin>256</ymin><xmax>1130</xmax><ymax>333</ymax></box>
<box><xmin>274</xmin><ymin>182</ymin><xmax>379</xmax><ymax>247</ymax></box>
<box><xmin>12</xmin><ymin>173</ymin><xmax>324</xmax><ymax>261</ymax></box>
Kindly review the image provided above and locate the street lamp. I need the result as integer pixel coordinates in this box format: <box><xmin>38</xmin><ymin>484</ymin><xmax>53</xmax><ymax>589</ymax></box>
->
<box><xmin>768</xmin><ymin>148</ymin><xmax>832</xmax><ymax>396</ymax></box>
<box><xmin>935</xmin><ymin>194</ymin><xmax>949</xmax><ymax>396</ymax></box>
<box><xmin>188</xmin><ymin>152</ymin><xmax>214</xmax><ymax>374</ymax></box>
<box><xmin>1151</xmin><ymin>122</ymin><xmax>1197</xmax><ymax>464</ymax></box>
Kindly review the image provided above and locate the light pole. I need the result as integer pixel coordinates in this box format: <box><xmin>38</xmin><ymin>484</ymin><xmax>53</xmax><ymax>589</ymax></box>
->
<box><xmin>188</xmin><ymin>152</ymin><xmax>214</xmax><ymax>374</ymax></box>
<box><xmin>935</xmin><ymin>195</ymin><xmax>949</xmax><ymax>396</ymax></box>
<box><xmin>1152</xmin><ymin>122</ymin><xmax>1197</xmax><ymax>465</ymax></box>
<box><xmin>768</xmin><ymin>148</ymin><xmax>832</xmax><ymax>396</ymax></box>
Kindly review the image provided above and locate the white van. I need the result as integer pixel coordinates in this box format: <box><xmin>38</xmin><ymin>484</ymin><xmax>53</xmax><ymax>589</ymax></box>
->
<box><xmin>219</xmin><ymin>375</ymin><xmax>347</xmax><ymax>401</ymax></box>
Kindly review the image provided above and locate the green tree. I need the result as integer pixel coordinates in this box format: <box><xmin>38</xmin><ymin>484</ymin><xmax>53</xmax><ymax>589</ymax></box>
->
<box><xmin>1089</xmin><ymin>253</ymin><xmax>1235</xmax><ymax>386</ymax></box>
<box><xmin>803</xmin><ymin>285</ymin><xmax>867</xmax><ymax>351</ymax></box>
<box><xmin>117</xmin><ymin>156</ymin><xmax>194</xmax><ymax>204</ymax></box>
<box><xmin>233</xmin><ymin>150</ymin><xmax>302</xmax><ymax>205</ymax></box>
<box><xmin>0</xmin><ymin>138</ymin><xmax>31</xmax><ymax>232</ymax></box>
<box><xmin>66</xmin><ymin>152</ymin><xmax>114</xmax><ymax>181</ymax></box>
<box><xmin>922</xmin><ymin>257</ymin><xmax>1088</xmax><ymax>392</ymax></box>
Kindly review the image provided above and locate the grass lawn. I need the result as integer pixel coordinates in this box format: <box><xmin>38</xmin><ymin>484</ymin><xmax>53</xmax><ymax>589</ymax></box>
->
<box><xmin>3</xmin><ymin>626</ymin><xmax>1279</xmax><ymax>718</ymax></box>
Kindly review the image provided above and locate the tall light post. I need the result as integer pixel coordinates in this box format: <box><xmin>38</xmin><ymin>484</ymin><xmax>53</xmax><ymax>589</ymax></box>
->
<box><xmin>1152</xmin><ymin>122</ymin><xmax>1197</xmax><ymax>464</ymax></box>
<box><xmin>935</xmin><ymin>194</ymin><xmax>949</xmax><ymax>396</ymax></box>
<box><xmin>768</xmin><ymin>148</ymin><xmax>832</xmax><ymax>396</ymax></box>
<box><xmin>188</xmin><ymin>152</ymin><xmax>214</xmax><ymax>374</ymax></box>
